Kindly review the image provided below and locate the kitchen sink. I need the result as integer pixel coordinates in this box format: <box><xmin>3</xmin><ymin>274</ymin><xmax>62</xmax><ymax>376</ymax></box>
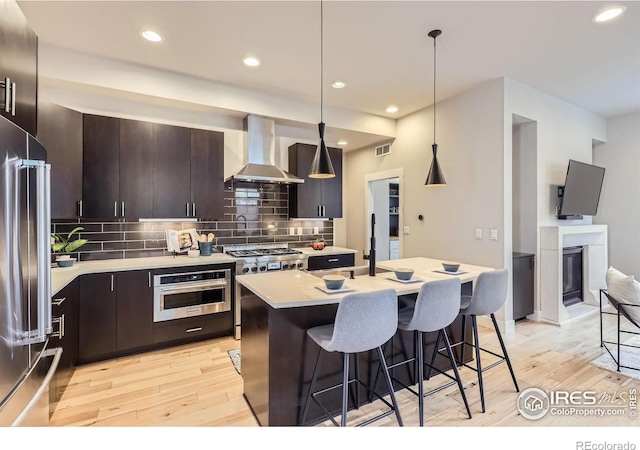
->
<box><xmin>306</xmin><ymin>265</ymin><xmax>390</xmax><ymax>279</ymax></box>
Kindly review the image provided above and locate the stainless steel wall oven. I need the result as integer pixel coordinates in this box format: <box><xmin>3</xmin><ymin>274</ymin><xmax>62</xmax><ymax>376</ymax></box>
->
<box><xmin>153</xmin><ymin>268</ymin><xmax>231</xmax><ymax>322</ymax></box>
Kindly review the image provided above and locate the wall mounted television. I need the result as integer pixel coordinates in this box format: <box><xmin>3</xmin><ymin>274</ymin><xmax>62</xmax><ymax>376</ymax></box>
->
<box><xmin>557</xmin><ymin>159</ymin><xmax>605</xmax><ymax>220</ymax></box>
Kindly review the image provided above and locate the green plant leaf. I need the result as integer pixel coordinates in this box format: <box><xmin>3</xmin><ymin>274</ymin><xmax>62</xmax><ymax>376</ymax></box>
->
<box><xmin>51</xmin><ymin>242</ymin><xmax>66</xmax><ymax>252</ymax></box>
<box><xmin>64</xmin><ymin>238</ymin><xmax>88</xmax><ymax>253</ymax></box>
<box><xmin>66</xmin><ymin>227</ymin><xmax>84</xmax><ymax>240</ymax></box>
<box><xmin>51</xmin><ymin>233</ymin><xmax>63</xmax><ymax>243</ymax></box>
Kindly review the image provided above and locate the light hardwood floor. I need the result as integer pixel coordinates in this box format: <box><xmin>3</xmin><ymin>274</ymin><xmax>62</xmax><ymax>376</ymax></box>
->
<box><xmin>50</xmin><ymin>309</ymin><xmax>640</xmax><ymax>427</ymax></box>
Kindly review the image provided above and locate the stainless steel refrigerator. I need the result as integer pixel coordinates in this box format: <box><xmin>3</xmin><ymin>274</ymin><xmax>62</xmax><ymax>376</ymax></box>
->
<box><xmin>0</xmin><ymin>115</ymin><xmax>61</xmax><ymax>426</ymax></box>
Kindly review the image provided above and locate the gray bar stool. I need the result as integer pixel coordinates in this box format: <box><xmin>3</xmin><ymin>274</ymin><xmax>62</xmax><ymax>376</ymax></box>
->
<box><xmin>454</xmin><ymin>269</ymin><xmax>519</xmax><ymax>412</ymax></box>
<box><xmin>372</xmin><ymin>278</ymin><xmax>472</xmax><ymax>426</ymax></box>
<box><xmin>300</xmin><ymin>289</ymin><xmax>403</xmax><ymax>427</ymax></box>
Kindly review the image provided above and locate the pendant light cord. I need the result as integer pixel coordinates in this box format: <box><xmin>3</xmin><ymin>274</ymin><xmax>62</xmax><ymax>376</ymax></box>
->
<box><xmin>433</xmin><ymin>33</ymin><xmax>436</xmax><ymax>144</ymax></box>
<box><xmin>320</xmin><ymin>0</ymin><xmax>324</xmax><ymax>124</ymax></box>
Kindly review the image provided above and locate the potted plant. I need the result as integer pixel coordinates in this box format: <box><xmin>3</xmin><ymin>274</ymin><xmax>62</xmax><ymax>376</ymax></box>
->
<box><xmin>51</xmin><ymin>227</ymin><xmax>88</xmax><ymax>265</ymax></box>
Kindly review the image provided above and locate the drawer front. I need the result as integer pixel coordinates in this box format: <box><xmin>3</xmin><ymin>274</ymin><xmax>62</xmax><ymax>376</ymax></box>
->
<box><xmin>153</xmin><ymin>312</ymin><xmax>232</xmax><ymax>344</ymax></box>
<box><xmin>307</xmin><ymin>253</ymin><xmax>355</xmax><ymax>271</ymax></box>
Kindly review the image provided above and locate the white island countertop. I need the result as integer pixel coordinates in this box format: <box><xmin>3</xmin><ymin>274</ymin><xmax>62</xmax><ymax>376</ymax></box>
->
<box><xmin>236</xmin><ymin>257</ymin><xmax>494</xmax><ymax>309</ymax></box>
<box><xmin>296</xmin><ymin>246</ymin><xmax>358</xmax><ymax>256</ymax></box>
<box><xmin>51</xmin><ymin>253</ymin><xmax>236</xmax><ymax>295</ymax></box>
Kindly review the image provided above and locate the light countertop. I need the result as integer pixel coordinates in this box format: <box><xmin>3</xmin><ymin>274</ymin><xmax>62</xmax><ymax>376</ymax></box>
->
<box><xmin>236</xmin><ymin>257</ymin><xmax>494</xmax><ymax>309</ymax></box>
<box><xmin>296</xmin><ymin>246</ymin><xmax>358</xmax><ymax>257</ymax></box>
<box><xmin>51</xmin><ymin>254</ymin><xmax>236</xmax><ymax>295</ymax></box>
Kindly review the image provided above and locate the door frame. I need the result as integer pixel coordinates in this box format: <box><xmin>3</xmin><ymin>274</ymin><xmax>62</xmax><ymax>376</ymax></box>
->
<box><xmin>364</xmin><ymin>168</ymin><xmax>404</xmax><ymax>259</ymax></box>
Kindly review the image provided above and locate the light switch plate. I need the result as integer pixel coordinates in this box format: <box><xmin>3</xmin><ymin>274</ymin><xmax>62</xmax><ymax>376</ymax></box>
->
<box><xmin>403</xmin><ymin>226</ymin><xmax>410</xmax><ymax>235</ymax></box>
<box><xmin>475</xmin><ymin>229</ymin><xmax>483</xmax><ymax>239</ymax></box>
<box><xmin>491</xmin><ymin>229</ymin><xmax>498</xmax><ymax>240</ymax></box>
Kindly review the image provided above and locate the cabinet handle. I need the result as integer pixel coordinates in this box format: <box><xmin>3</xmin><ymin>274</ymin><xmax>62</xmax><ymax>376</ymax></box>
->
<box><xmin>52</xmin><ymin>314</ymin><xmax>65</xmax><ymax>339</ymax></box>
<box><xmin>186</xmin><ymin>327</ymin><xmax>202</xmax><ymax>333</ymax></box>
<box><xmin>77</xmin><ymin>200</ymin><xmax>83</xmax><ymax>217</ymax></box>
<box><xmin>51</xmin><ymin>297</ymin><xmax>66</xmax><ymax>306</ymax></box>
<box><xmin>328</xmin><ymin>258</ymin><xmax>339</xmax><ymax>262</ymax></box>
<box><xmin>148</xmin><ymin>272</ymin><xmax>151</xmax><ymax>288</ymax></box>
<box><xmin>186</xmin><ymin>203</ymin><xmax>190</xmax><ymax>217</ymax></box>
<box><xmin>114</xmin><ymin>201</ymin><xmax>118</xmax><ymax>217</ymax></box>
<box><xmin>10</xmin><ymin>81</ymin><xmax>16</xmax><ymax>116</ymax></box>
<box><xmin>1</xmin><ymin>77</ymin><xmax>10</xmax><ymax>113</ymax></box>
<box><xmin>110</xmin><ymin>274</ymin><xmax>114</xmax><ymax>292</ymax></box>
<box><xmin>317</xmin><ymin>205</ymin><xmax>320</xmax><ymax>216</ymax></box>
<box><xmin>192</xmin><ymin>203</ymin><xmax>196</xmax><ymax>217</ymax></box>
<box><xmin>322</xmin><ymin>206</ymin><xmax>326</xmax><ymax>216</ymax></box>
<box><xmin>121</xmin><ymin>201</ymin><xmax>125</xmax><ymax>217</ymax></box>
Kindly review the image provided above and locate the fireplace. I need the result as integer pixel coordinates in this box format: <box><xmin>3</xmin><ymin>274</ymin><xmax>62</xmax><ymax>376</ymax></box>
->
<box><xmin>562</xmin><ymin>246</ymin><xmax>583</xmax><ymax>307</ymax></box>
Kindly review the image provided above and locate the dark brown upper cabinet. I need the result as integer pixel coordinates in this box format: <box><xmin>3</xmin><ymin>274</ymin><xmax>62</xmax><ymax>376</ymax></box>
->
<box><xmin>0</xmin><ymin>0</ymin><xmax>38</xmax><ymax>136</ymax></box>
<box><xmin>82</xmin><ymin>114</ymin><xmax>120</xmax><ymax>218</ymax></box>
<box><xmin>37</xmin><ymin>102</ymin><xmax>83</xmax><ymax>219</ymax></box>
<box><xmin>81</xmin><ymin>115</ymin><xmax>224</xmax><ymax>219</ymax></box>
<box><xmin>288</xmin><ymin>143</ymin><xmax>343</xmax><ymax>219</ymax></box>
<box><xmin>190</xmin><ymin>128</ymin><xmax>224</xmax><ymax>220</ymax></box>
<box><xmin>152</xmin><ymin>123</ymin><xmax>191</xmax><ymax>219</ymax></box>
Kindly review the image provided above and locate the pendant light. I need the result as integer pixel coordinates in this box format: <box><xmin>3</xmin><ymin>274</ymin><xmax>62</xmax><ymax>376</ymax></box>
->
<box><xmin>309</xmin><ymin>0</ymin><xmax>335</xmax><ymax>179</ymax></box>
<box><xmin>425</xmin><ymin>29</ymin><xmax>446</xmax><ymax>186</ymax></box>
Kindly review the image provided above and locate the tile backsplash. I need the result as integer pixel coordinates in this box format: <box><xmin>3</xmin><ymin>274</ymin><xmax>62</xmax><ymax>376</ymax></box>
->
<box><xmin>52</xmin><ymin>182</ymin><xmax>333</xmax><ymax>261</ymax></box>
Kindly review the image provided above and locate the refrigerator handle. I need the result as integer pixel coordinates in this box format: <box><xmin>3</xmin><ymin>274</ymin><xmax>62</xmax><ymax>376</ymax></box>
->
<box><xmin>21</xmin><ymin>159</ymin><xmax>52</xmax><ymax>342</ymax></box>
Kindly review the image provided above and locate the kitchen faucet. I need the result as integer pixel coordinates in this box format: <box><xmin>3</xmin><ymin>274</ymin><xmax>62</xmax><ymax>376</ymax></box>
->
<box><xmin>362</xmin><ymin>213</ymin><xmax>376</xmax><ymax>276</ymax></box>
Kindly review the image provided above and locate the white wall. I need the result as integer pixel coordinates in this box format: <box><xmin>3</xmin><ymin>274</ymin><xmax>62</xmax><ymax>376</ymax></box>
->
<box><xmin>593</xmin><ymin>112</ymin><xmax>640</xmax><ymax>278</ymax></box>
<box><xmin>343</xmin><ymin>78</ymin><xmax>506</xmax><ymax>270</ymax></box>
<box><xmin>512</xmin><ymin>119</ymin><xmax>537</xmax><ymax>254</ymax></box>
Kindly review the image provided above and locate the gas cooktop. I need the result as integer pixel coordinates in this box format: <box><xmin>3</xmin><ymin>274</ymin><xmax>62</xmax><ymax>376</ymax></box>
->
<box><xmin>226</xmin><ymin>248</ymin><xmax>302</xmax><ymax>258</ymax></box>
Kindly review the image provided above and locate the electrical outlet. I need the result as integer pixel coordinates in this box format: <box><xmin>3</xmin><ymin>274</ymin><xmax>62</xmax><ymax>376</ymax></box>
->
<box><xmin>403</xmin><ymin>226</ymin><xmax>410</xmax><ymax>235</ymax></box>
<box><xmin>297</xmin><ymin>227</ymin><xmax>303</xmax><ymax>235</ymax></box>
<box><xmin>491</xmin><ymin>229</ymin><xmax>498</xmax><ymax>240</ymax></box>
<box><xmin>313</xmin><ymin>226</ymin><xmax>319</xmax><ymax>235</ymax></box>
<box><xmin>475</xmin><ymin>229</ymin><xmax>483</xmax><ymax>239</ymax></box>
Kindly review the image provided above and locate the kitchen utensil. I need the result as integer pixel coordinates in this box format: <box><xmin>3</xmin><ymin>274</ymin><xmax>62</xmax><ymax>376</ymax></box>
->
<box><xmin>200</xmin><ymin>233</ymin><xmax>207</xmax><ymax>242</ymax></box>
<box><xmin>394</xmin><ymin>268</ymin><xmax>414</xmax><ymax>280</ymax></box>
<box><xmin>199</xmin><ymin>241</ymin><xmax>213</xmax><ymax>256</ymax></box>
<box><xmin>207</xmin><ymin>233</ymin><xmax>214</xmax><ymax>242</ymax></box>
<box><xmin>442</xmin><ymin>262</ymin><xmax>460</xmax><ymax>272</ymax></box>
<box><xmin>322</xmin><ymin>275</ymin><xmax>346</xmax><ymax>290</ymax></box>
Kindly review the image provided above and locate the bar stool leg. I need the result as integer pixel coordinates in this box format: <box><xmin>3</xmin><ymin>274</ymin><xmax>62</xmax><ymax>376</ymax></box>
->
<box><xmin>376</xmin><ymin>346</ymin><xmax>404</xmax><ymax>426</ymax></box>
<box><xmin>416</xmin><ymin>331</ymin><xmax>425</xmax><ymax>426</ymax></box>
<box><xmin>460</xmin><ymin>314</ymin><xmax>468</xmax><ymax>365</ymax></box>
<box><xmin>471</xmin><ymin>315</ymin><xmax>486</xmax><ymax>413</ymax></box>
<box><xmin>354</xmin><ymin>352</ymin><xmax>360</xmax><ymax>409</ymax></box>
<box><xmin>442</xmin><ymin>329</ymin><xmax>472</xmax><ymax>419</ymax></box>
<box><xmin>341</xmin><ymin>352</ymin><xmax>350</xmax><ymax>427</ymax></box>
<box><xmin>300</xmin><ymin>348</ymin><xmax>323</xmax><ymax>426</ymax></box>
<box><xmin>425</xmin><ymin>329</ymin><xmax>442</xmax><ymax>381</ymax></box>
<box><xmin>490</xmin><ymin>313</ymin><xmax>519</xmax><ymax>392</ymax></box>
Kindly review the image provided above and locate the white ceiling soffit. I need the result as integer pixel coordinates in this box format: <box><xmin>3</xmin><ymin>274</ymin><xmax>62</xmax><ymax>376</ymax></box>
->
<box><xmin>19</xmin><ymin>1</ymin><xmax>640</xmax><ymax>135</ymax></box>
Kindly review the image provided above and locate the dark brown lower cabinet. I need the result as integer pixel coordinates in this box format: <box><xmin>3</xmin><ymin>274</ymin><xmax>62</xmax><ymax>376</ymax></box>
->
<box><xmin>78</xmin><ymin>270</ymin><xmax>153</xmax><ymax>363</ymax></box>
<box><xmin>50</xmin><ymin>280</ymin><xmax>79</xmax><ymax>409</ymax></box>
<box><xmin>513</xmin><ymin>252</ymin><xmax>535</xmax><ymax>321</ymax></box>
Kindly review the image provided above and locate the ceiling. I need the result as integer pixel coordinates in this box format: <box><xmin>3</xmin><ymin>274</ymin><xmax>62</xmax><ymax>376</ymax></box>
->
<box><xmin>18</xmin><ymin>1</ymin><xmax>640</xmax><ymax>150</ymax></box>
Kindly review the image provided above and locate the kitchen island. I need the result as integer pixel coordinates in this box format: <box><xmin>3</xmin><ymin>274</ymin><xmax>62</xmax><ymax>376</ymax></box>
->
<box><xmin>238</xmin><ymin>257</ymin><xmax>494</xmax><ymax>426</ymax></box>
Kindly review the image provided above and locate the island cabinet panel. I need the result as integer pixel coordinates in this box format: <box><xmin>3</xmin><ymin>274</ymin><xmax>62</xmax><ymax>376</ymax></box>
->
<box><xmin>78</xmin><ymin>270</ymin><xmax>154</xmax><ymax>363</ymax></box>
<box><xmin>0</xmin><ymin>0</ymin><xmax>38</xmax><ymax>136</ymax></box>
<box><xmin>288</xmin><ymin>143</ymin><xmax>343</xmax><ymax>219</ymax></box>
<box><xmin>119</xmin><ymin>118</ymin><xmax>154</xmax><ymax>219</ymax></box>
<box><xmin>307</xmin><ymin>253</ymin><xmax>355</xmax><ymax>271</ymax></box>
<box><xmin>190</xmin><ymin>128</ymin><xmax>224</xmax><ymax>220</ymax></box>
<box><xmin>152</xmin><ymin>123</ymin><xmax>191</xmax><ymax>219</ymax></box>
<box><xmin>82</xmin><ymin>115</ymin><xmax>120</xmax><ymax>219</ymax></box>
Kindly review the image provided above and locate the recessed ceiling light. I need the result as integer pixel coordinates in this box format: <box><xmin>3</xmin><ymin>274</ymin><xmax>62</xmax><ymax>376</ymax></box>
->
<box><xmin>141</xmin><ymin>30</ymin><xmax>162</xmax><ymax>42</ymax></box>
<box><xmin>332</xmin><ymin>81</ymin><xmax>346</xmax><ymax>89</ymax></box>
<box><xmin>337</xmin><ymin>140</ymin><xmax>348</xmax><ymax>146</ymax></box>
<box><xmin>243</xmin><ymin>56</ymin><xmax>261</xmax><ymax>67</ymax></box>
<box><xmin>386</xmin><ymin>105</ymin><xmax>399</xmax><ymax>113</ymax></box>
<box><xmin>593</xmin><ymin>6</ymin><xmax>627</xmax><ymax>23</ymax></box>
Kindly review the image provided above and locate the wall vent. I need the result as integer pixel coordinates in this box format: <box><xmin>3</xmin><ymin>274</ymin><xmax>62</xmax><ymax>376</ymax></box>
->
<box><xmin>375</xmin><ymin>143</ymin><xmax>391</xmax><ymax>157</ymax></box>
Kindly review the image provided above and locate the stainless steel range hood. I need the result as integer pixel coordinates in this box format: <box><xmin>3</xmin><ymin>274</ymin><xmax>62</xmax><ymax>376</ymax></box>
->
<box><xmin>226</xmin><ymin>114</ymin><xmax>304</xmax><ymax>184</ymax></box>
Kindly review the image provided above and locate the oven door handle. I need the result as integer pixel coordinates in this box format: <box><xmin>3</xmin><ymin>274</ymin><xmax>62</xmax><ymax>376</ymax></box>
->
<box><xmin>158</xmin><ymin>281</ymin><xmax>227</xmax><ymax>295</ymax></box>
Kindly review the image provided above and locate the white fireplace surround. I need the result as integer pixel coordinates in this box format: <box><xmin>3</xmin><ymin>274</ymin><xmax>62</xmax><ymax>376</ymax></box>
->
<box><xmin>540</xmin><ymin>225</ymin><xmax>608</xmax><ymax>326</ymax></box>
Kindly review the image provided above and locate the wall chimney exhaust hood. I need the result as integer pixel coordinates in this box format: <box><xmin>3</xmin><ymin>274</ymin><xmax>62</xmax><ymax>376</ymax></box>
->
<box><xmin>226</xmin><ymin>114</ymin><xmax>304</xmax><ymax>184</ymax></box>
